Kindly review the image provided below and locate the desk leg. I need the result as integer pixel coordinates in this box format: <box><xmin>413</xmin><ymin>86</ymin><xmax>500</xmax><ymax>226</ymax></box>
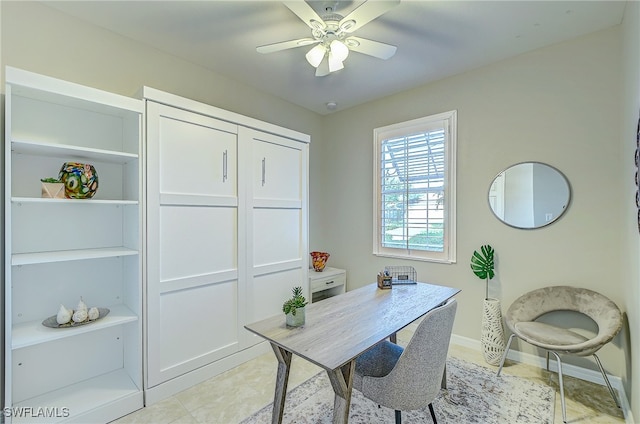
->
<box><xmin>326</xmin><ymin>360</ymin><xmax>355</xmax><ymax>424</ymax></box>
<box><xmin>270</xmin><ymin>343</ymin><xmax>293</xmax><ymax>424</ymax></box>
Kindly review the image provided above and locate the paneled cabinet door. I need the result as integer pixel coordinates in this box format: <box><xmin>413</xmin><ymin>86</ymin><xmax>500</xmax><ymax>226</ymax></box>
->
<box><xmin>242</xmin><ymin>128</ymin><xmax>308</xmax><ymax>346</ymax></box>
<box><xmin>155</xmin><ymin>104</ymin><xmax>237</xmax><ymax>199</ymax></box>
<box><xmin>251</xmin><ymin>131</ymin><xmax>303</xmax><ymax>204</ymax></box>
<box><xmin>146</xmin><ymin>102</ymin><xmax>241</xmax><ymax>387</ymax></box>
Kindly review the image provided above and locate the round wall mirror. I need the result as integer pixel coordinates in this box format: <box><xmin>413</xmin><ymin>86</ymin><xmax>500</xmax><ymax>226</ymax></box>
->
<box><xmin>488</xmin><ymin>162</ymin><xmax>571</xmax><ymax>229</ymax></box>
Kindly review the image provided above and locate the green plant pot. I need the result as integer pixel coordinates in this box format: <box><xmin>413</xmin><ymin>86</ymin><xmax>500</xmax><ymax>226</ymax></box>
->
<box><xmin>285</xmin><ymin>307</ymin><xmax>305</xmax><ymax>327</ymax></box>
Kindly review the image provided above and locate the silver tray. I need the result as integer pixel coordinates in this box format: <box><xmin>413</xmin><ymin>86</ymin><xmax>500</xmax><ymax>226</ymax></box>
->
<box><xmin>42</xmin><ymin>307</ymin><xmax>110</xmax><ymax>328</ymax></box>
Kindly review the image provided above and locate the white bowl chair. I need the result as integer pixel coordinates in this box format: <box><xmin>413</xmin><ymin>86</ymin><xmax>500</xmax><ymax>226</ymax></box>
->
<box><xmin>497</xmin><ymin>286</ymin><xmax>623</xmax><ymax>423</ymax></box>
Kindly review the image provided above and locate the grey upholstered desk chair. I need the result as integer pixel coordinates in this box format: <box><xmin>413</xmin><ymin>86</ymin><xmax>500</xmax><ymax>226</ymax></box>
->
<box><xmin>496</xmin><ymin>286</ymin><xmax>623</xmax><ymax>423</ymax></box>
<box><xmin>353</xmin><ymin>298</ymin><xmax>457</xmax><ymax>424</ymax></box>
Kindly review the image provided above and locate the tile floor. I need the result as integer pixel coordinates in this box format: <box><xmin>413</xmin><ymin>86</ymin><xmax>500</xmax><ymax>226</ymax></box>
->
<box><xmin>113</xmin><ymin>325</ymin><xmax>626</xmax><ymax>424</ymax></box>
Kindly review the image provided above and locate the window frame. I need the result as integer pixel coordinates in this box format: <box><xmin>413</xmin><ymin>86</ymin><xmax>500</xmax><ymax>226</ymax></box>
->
<box><xmin>372</xmin><ymin>110</ymin><xmax>457</xmax><ymax>263</ymax></box>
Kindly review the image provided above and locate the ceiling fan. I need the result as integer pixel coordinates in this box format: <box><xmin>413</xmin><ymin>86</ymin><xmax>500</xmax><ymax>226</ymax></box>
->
<box><xmin>257</xmin><ymin>1</ymin><xmax>400</xmax><ymax>77</ymax></box>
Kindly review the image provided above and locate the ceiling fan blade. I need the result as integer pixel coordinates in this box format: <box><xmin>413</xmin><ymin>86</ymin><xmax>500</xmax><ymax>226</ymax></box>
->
<box><xmin>339</xmin><ymin>0</ymin><xmax>400</xmax><ymax>33</ymax></box>
<box><xmin>346</xmin><ymin>37</ymin><xmax>397</xmax><ymax>60</ymax></box>
<box><xmin>283</xmin><ymin>1</ymin><xmax>327</xmax><ymax>32</ymax></box>
<box><xmin>257</xmin><ymin>38</ymin><xmax>319</xmax><ymax>54</ymax></box>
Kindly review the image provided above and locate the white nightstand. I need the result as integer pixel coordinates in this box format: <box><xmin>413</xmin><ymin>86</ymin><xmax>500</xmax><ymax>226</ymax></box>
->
<box><xmin>309</xmin><ymin>267</ymin><xmax>346</xmax><ymax>303</ymax></box>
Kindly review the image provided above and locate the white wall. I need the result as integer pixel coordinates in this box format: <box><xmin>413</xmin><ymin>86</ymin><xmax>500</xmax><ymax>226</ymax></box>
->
<box><xmin>318</xmin><ymin>24</ymin><xmax>629</xmax><ymax>386</ymax></box>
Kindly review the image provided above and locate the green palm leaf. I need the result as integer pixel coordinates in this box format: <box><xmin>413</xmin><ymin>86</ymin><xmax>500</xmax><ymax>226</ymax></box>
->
<box><xmin>470</xmin><ymin>244</ymin><xmax>495</xmax><ymax>299</ymax></box>
<box><xmin>470</xmin><ymin>245</ymin><xmax>495</xmax><ymax>279</ymax></box>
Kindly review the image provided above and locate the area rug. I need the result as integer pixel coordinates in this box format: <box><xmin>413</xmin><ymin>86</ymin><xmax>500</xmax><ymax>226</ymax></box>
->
<box><xmin>241</xmin><ymin>356</ymin><xmax>554</xmax><ymax>424</ymax></box>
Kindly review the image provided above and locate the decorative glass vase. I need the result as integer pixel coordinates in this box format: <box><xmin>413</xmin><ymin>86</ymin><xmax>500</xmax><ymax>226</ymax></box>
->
<box><xmin>285</xmin><ymin>307</ymin><xmax>305</xmax><ymax>327</ymax></box>
<box><xmin>58</xmin><ymin>162</ymin><xmax>99</xmax><ymax>199</ymax></box>
<box><xmin>481</xmin><ymin>298</ymin><xmax>506</xmax><ymax>366</ymax></box>
<box><xmin>310</xmin><ymin>251</ymin><xmax>330</xmax><ymax>272</ymax></box>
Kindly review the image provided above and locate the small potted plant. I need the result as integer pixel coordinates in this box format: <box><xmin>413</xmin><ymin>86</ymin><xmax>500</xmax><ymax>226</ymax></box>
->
<box><xmin>40</xmin><ymin>177</ymin><xmax>65</xmax><ymax>199</ymax></box>
<box><xmin>282</xmin><ymin>286</ymin><xmax>308</xmax><ymax>327</ymax></box>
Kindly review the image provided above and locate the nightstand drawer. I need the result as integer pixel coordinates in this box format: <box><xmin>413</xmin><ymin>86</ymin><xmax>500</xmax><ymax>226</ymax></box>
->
<box><xmin>309</xmin><ymin>267</ymin><xmax>346</xmax><ymax>303</ymax></box>
<box><xmin>310</xmin><ymin>273</ymin><xmax>346</xmax><ymax>293</ymax></box>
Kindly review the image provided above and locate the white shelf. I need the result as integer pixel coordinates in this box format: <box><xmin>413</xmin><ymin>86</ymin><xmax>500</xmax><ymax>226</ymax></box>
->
<box><xmin>12</xmin><ymin>304</ymin><xmax>138</xmax><ymax>349</ymax></box>
<box><xmin>13</xmin><ymin>368</ymin><xmax>141</xmax><ymax>424</ymax></box>
<box><xmin>12</xmin><ymin>247</ymin><xmax>138</xmax><ymax>266</ymax></box>
<box><xmin>7</xmin><ymin>66</ymin><xmax>142</xmax><ymax>115</ymax></box>
<box><xmin>11</xmin><ymin>139</ymin><xmax>138</xmax><ymax>164</ymax></box>
<box><xmin>12</xmin><ymin>197</ymin><xmax>138</xmax><ymax>206</ymax></box>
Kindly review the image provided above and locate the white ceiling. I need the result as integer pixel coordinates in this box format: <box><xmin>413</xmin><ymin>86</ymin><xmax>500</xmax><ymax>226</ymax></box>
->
<box><xmin>43</xmin><ymin>1</ymin><xmax>627</xmax><ymax>115</ymax></box>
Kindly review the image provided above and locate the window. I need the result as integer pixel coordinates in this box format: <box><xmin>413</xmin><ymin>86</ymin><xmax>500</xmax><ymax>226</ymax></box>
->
<box><xmin>373</xmin><ymin>111</ymin><xmax>457</xmax><ymax>263</ymax></box>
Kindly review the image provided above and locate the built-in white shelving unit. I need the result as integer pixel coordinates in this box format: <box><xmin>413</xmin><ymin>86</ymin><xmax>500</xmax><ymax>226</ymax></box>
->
<box><xmin>4</xmin><ymin>67</ymin><xmax>144</xmax><ymax>423</ymax></box>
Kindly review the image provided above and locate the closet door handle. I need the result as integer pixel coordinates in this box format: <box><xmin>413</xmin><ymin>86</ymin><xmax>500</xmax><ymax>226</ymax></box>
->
<box><xmin>261</xmin><ymin>157</ymin><xmax>266</xmax><ymax>186</ymax></box>
<box><xmin>222</xmin><ymin>150</ymin><xmax>228</xmax><ymax>182</ymax></box>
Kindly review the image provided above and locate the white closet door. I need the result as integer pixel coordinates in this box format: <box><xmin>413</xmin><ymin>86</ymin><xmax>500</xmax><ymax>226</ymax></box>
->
<box><xmin>146</xmin><ymin>102</ymin><xmax>240</xmax><ymax>387</ymax></box>
<box><xmin>241</xmin><ymin>128</ymin><xmax>309</xmax><ymax>346</ymax></box>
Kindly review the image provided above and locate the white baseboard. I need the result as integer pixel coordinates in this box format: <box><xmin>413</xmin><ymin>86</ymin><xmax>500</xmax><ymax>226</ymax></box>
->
<box><xmin>450</xmin><ymin>335</ymin><xmax>634</xmax><ymax>424</ymax></box>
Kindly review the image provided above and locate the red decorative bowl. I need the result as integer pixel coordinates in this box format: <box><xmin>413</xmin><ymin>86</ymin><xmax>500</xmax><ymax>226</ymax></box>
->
<box><xmin>310</xmin><ymin>251</ymin><xmax>330</xmax><ymax>272</ymax></box>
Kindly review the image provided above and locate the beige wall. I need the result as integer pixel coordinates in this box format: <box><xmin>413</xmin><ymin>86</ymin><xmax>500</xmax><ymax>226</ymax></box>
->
<box><xmin>2</xmin><ymin>0</ymin><xmax>639</xmax><ymax>420</ymax></box>
<box><xmin>316</xmin><ymin>11</ymin><xmax>640</xmax><ymax>416</ymax></box>
<box><xmin>621</xmin><ymin>0</ymin><xmax>640</xmax><ymax>415</ymax></box>
<box><xmin>319</xmin><ymin>20</ymin><xmax>631</xmax><ymax>391</ymax></box>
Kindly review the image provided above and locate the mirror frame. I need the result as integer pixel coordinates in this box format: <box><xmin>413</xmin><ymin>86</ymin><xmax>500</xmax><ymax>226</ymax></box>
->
<box><xmin>488</xmin><ymin>161</ymin><xmax>571</xmax><ymax>229</ymax></box>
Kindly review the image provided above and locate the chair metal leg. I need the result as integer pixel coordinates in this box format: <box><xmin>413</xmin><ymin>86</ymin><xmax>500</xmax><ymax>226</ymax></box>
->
<box><xmin>593</xmin><ymin>354</ymin><xmax>620</xmax><ymax>408</ymax></box>
<box><xmin>497</xmin><ymin>333</ymin><xmax>516</xmax><ymax>376</ymax></box>
<box><xmin>546</xmin><ymin>351</ymin><xmax>550</xmax><ymax>371</ymax></box>
<box><xmin>441</xmin><ymin>364</ymin><xmax>447</xmax><ymax>389</ymax></box>
<box><xmin>550</xmin><ymin>351</ymin><xmax>567</xmax><ymax>424</ymax></box>
<box><xmin>428</xmin><ymin>403</ymin><xmax>437</xmax><ymax>424</ymax></box>
<box><xmin>395</xmin><ymin>409</ymin><xmax>401</xmax><ymax>424</ymax></box>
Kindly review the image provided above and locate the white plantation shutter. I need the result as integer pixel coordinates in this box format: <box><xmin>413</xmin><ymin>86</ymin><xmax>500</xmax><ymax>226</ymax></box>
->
<box><xmin>373</xmin><ymin>111</ymin><xmax>457</xmax><ymax>263</ymax></box>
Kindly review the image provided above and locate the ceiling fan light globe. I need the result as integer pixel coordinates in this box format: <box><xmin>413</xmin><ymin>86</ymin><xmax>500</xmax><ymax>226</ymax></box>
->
<box><xmin>306</xmin><ymin>44</ymin><xmax>326</xmax><ymax>68</ymax></box>
<box><xmin>328</xmin><ymin>52</ymin><xmax>345</xmax><ymax>73</ymax></box>
<box><xmin>316</xmin><ymin>58</ymin><xmax>330</xmax><ymax>76</ymax></box>
<box><xmin>329</xmin><ymin>40</ymin><xmax>350</xmax><ymax>62</ymax></box>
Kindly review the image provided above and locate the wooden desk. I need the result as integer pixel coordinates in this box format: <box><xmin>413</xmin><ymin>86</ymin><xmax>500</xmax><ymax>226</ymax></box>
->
<box><xmin>244</xmin><ymin>282</ymin><xmax>460</xmax><ymax>424</ymax></box>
